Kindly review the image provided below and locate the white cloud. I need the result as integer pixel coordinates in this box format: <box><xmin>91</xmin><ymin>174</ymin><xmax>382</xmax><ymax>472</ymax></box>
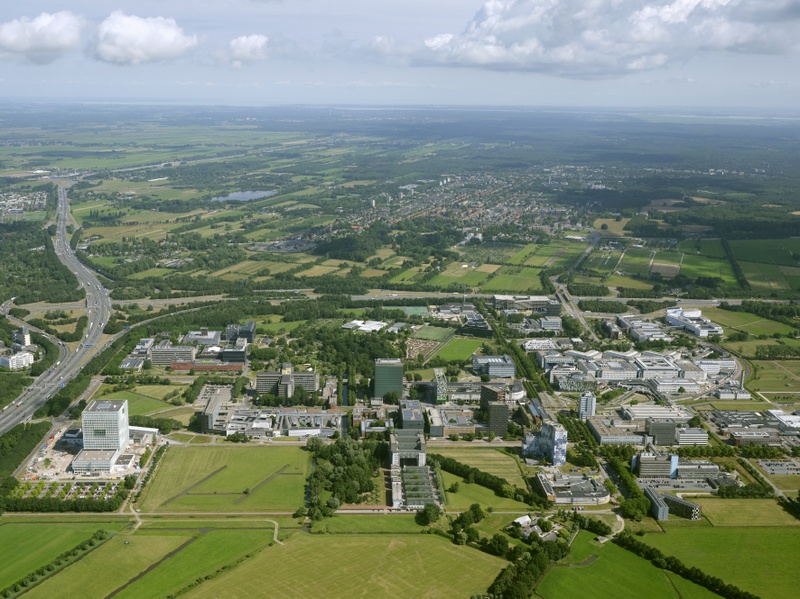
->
<box><xmin>229</xmin><ymin>34</ymin><xmax>269</xmax><ymax>68</ymax></box>
<box><xmin>0</xmin><ymin>11</ymin><xmax>84</xmax><ymax>64</ymax></box>
<box><xmin>419</xmin><ymin>0</ymin><xmax>800</xmax><ymax>77</ymax></box>
<box><xmin>94</xmin><ymin>11</ymin><xmax>197</xmax><ymax>66</ymax></box>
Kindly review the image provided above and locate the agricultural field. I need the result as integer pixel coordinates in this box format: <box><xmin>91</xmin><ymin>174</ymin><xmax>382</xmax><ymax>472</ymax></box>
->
<box><xmin>583</xmin><ymin>248</ymin><xmax>623</xmax><ymax>274</ymax></box>
<box><xmin>701</xmin><ymin>308</ymin><xmax>797</xmax><ymax>337</ymax></box>
<box><xmin>740</xmin><ymin>261</ymin><xmax>794</xmax><ymax>293</ymax></box>
<box><xmin>435</xmin><ymin>337</ymin><xmax>483</xmax><ymax>362</ymax></box>
<box><xmin>536</xmin><ymin>531</ymin><xmax>718</xmax><ymax>599</ymax></box>
<box><xmin>139</xmin><ymin>446</ymin><xmax>309</xmax><ymax>512</ymax></box>
<box><xmin>429</xmin><ymin>262</ymin><xmax>493</xmax><ymax>288</ymax></box>
<box><xmin>644</xmin><ymin>524</ymin><xmax>800</xmax><ymax>599</ymax></box>
<box><xmin>480</xmin><ymin>266</ymin><xmax>543</xmax><ymax>293</ymax></box>
<box><xmin>457</xmin><ymin>242</ymin><xmax>521</xmax><ymax>264</ymax></box>
<box><xmin>593</xmin><ymin>218</ymin><xmax>630</xmax><ymax>236</ymax></box>
<box><xmin>432</xmin><ymin>447</ymin><xmax>527</xmax><ymax>488</ymax></box>
<box><xmin>649</xmin><ymin>251</ymin><xmax>682</xmax><ymax>278</ymax></box>
<box><xmin>0</xmin><ymin>521</ymin><xmax>127</xmax><ymax>591</ymax></box>
<box><xmin>729</xmin><ymin>238</ymin><xmax>800</xmax><ymax>267</ymax></box>
<box><xmin>678</xmin><ymin>254</ymin><xmax>738</xmax><ymax>285</ymax></box>
<box><xmin>678</xmin><ymin>239</ymin><xmax>727</xmax><ymax>259</ymax></box>
<box><xmin>183</xmin><ymin>533</ymin><xmax>506</xmax><ymax>599</ymax></box>
<box><xmin>617</xmin><ymin>248</ymin><xmax>653</xmax><ymax>277</ymax></box>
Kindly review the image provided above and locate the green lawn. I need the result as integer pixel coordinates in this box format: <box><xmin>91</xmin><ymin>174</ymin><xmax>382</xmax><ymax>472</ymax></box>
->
<box><xmin>139</xmin><ymin>446</ymin><xmax>310</xmax><ymax>512</ymax></box>
<box><xmin>432</xmin><ymin>448</ymin><xmax>527</xmax><ymax>488</ymax></box>
<box><xmin>702</xmin><ymin>308</ymin><xmax>797</xmax><ymax>337</ymax></box>
<box><xmin>691</xmin><ymin>498</ymin><xmax>800</xmax><ymax>527</ymax></box>
<box><xmin>679</xmin><ymin>254</ymin><xmax>738</xmax><ymax>285</ymax></box>
<box><xmin>644</xmin><ymin>526</ymin><xmax>800</xmax><ymax>599</ymax></box>
<box><xmin>435</xmin><ymin>338</ymin><xmax>483</xmax><ymax>362</ymax></box>
<box><xmin>747</xmin><ymin>360</ymin><xmax>800</xmax><ymax>393</ymax></box>
<box><xmin>412</xmin><ymin>326</ymin><xmax>454</xmax><ymax>341</ymax></box>
<box><xmin>310</xmin><ymin>515</ymin><xmax>423</xmax><ymax>534</ymax></box>
<box><xmin>740</xmin><ymin>260</ymin><xmax>793</xmax><ymax>293</ymax></box>
<box><xmin>126</xmin><ymin>395</ymin><xmax>173</xmax><ymax>417</ymax></box>
<box><xmin>480</xmin><ymin>266</ymin><xmax>543</xmax><ymax>293</ymax></box>
<box><xmin>441</xmin><ymin>472</ymin><xmax>530</xmax><ymax>512</ymax></box>
<box><xmin>183</xmin><ymin>533</ymin><xmax>506</xmax><ymax>599</ymax></box>
<box><xmin>537</xmin><ymin>531</ymin><xmax>718</xmax><ymax>599</ymax></box>
<box><xmin>678</xmin><ymin>239</ymin><xmax>727</xmax><ymax>259</ymax></box>
<box><xmin>0</xmin><ymin>521</ymin><xmax>128</xmax><ymax>590</ymax></box>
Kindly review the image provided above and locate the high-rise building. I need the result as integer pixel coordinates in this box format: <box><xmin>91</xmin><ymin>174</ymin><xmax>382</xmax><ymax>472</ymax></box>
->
<box><xmin>578</xmin><ymin>391</ymin><xmax>596</xmax><ymax>419</ymax></box>
<box><xmin>486</xmin><ymin>402</ymin><xmax>510</xmax><ymax>437</ymax></box>
<box><xmin>374</xmin><ymin>358</ymin><xmax>403</xmax><ymax>400</ymax></box>
<box><xmin>81</xmin><ymin>400</ymin><xmax>129</xmax><ymax>452</ymax></box>
<box><xmin>647</xmin><ymin>418</ymin><xmax>677</xmax><ymax>446</ymax></box>
<box><xmin>522</xmin><ymin>421</ymin><xmax>568</xmax><ymax>466</ymax></box>
<box><xmin>433</xmin><ymin>368</ymin><xmax>448</xmax><ymax>404</ymax></box>
<box><xmin>256</xmin><ymin>363</ymin><xmax>319</xmax><ymax>399</ymax></box>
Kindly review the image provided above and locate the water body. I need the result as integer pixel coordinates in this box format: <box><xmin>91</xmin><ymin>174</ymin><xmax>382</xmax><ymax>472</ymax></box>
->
<box><xmin>209</xmin><ymin>190</ymin><xmax>277</xmax><ymax>202</ymax></box>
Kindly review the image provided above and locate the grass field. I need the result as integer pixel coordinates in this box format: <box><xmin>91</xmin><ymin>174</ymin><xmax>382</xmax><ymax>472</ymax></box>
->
<box><xmin>435</xmin><ymin>338</ymin><xmax>483</xmax><ymax>361</ymax></box>
<box><xmin>441</xmin><ymin>471</ymin><xmax>530</xmax><ymax>512</ymax></box>
<box><xmin>583</xmin><ymin>249</ymin><xmax>623</xmax><ymax>274</ymax></box>
<box><xmin>701</xmin><ymin>308</ymin><xmax>797</xmax><ymax>337</ymax></box>
<box><xmin>729</xmin><ymin>238</ymin><xmax>800</xmax><ymax>267</ymax></box>
<box><xmin>618</xmin><ymin>248</ymin><xmax>653</xmax><ymax>276</ymax></box>
<box><xmin>644</xmin><ymin>526</ymin><xmax>800</xmax><ymax>599</ymax></box>
<box><xmin>678</xmin><ymin>254</ymin><xmax>737</xmax><ymax>285</ymax></box>
<box><xmin>310</xmin><ymin>515</ymin><xmax>423</xmax><ymax>534</ymax></box>
<box><xmin>432</xmin><ymin>448</ymin><xmax>526</xmax><ymax>488</ymax></box>
<box><xmin>411</xmin><ymin>326</ymin><xmax>454</xmax><ymax>342</ymax></box>
<box><xmin>594</xmin><ymin>218</ymin><xmax>630</xmax><ymax>236</ymax></box>
<box><xmin>537</xmin><ymin>531</ymin><xmax>718</xmax><ymax>599</ymax></box>
<box><xmin>678</xmin><ymin>239</ymin><xmax>727</xmax><ymax>259</ymax></box>
<box><xmin>740</xmin><ymin>260</ymin><xmax>793</xmax><ymax>293</ymax></box>
<box><xmin>184</xmin><ymin>533</ymin><xmax>506</xmax><ymax>599</ymax></box>
<box><xmin>429</xmin><ymin>263</ymin><xmax>492</xmax><ymax>288</ymax></box>
<box><xmin>481</xmin><ymin>266</ymin><xmax>543</xmax><ymax>293</ymax></box>
<box><xmin>0</xmin><ymin>521</ymin><xmax>127</xmax><ymax>590</ymax></box>
<box><xmin>123</xmin><ymin>394</ymin><xmax>173</xmax><ymax>416</ymax></box>
<box><xmin>747</xmin><ymin>360</ymin><xmax>800</xmax><ymax>392</ymax></box>
<box><xmin>691</xmin><ymin>498</ymin><xmax>800</xmax><ymax>527</ymax></box>
<box><xmin>139</xmin><ymin>446</ymin><xmax>309</xmax><ymax>512</ymax></box>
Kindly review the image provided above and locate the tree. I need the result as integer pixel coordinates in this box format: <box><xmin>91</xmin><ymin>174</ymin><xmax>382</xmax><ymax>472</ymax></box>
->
<box><xmin>415</xmin><ymin>503</ymin><xmax>442</xmax><ymax>526</ymax></box>
<box><xmin>383</xmin><ymin>391</ymin><xmax>400</xmax><ymax>405</ymax></box>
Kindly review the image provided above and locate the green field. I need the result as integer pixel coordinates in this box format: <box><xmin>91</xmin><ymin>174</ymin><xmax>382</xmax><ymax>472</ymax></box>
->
<box><xmin>729</xmin><ymin>238</ymin><xmax>800</xmax><ymax>267</ymax></box>
<box><xmin>435</xmin><ymin>338</ymin><xmax>483</xmax><ymax>361</ymax></box>
<box><xmin>678</xmin><ymin>239</ymin><xmax>727</xmax><ymax>259</ymax></box>
<box><xmin>441</xmin><ymin>471</ymin><xmax>530</xmax><ymax>512</ymax></box>
<box><xmin>0</xmin><ymin>521</ymin><xmax>127</xmax><ymax>590</ymax></box>
<box><xmin>310</xmin><ymin>515</ymin><xmax>423</xmax><ymax>534</ymax></box>
<box><xmin>537</xmin><ymin>531</ymin><xmax>718</xmax><ymax>599</ymax></box>
<box><xmin>411</xmin><ymin>326</ymin><xmax>454</xmax><ymax>341</ymax></box>
<box><xmin>678</xmin><ymin>254</ymin><xmax>738</xmax><ymax>285</ymax></box>
<box><xmin>618</xmin><ymin>248</ymin><xmax>653</xmax><ymax>276</ymax></box>
<box><xmin>432</xmin><ymin>448</ymin><xmax>527</xmax><ymax>488</ymax></box>
<box><xmin>644</xmin><ymin>526</ymin><xmax>800</xmax><ymax>599</ymax></box>
<box><xmin>184</xmin><ymin>533</ymin><xmax>506</xmax><ymax>599</ymax></box>
<box><xmin>747</xmin><ymin>360</ymin><xmax>800</xmax><ymax>393</ymax></box>
<box><xmin>139</xmin><ymin>446</ymin><xmax>309</xmax><ymax>512</ymax></box>
<box><xmin>701</xmin><ymin>308</ymin><xmax>797</xmax><ymax>337</ymax></box>
<box><xmin>481</xmin><ymin>266</ymin><xmax>543</xmax><ymax>293</ymax></box>
<box><xmin>583</xmin><ymin>249</ymin><xmax>623</xmax><ymax>274</ymax></box>
<box><xmin>691</xmin><ymin>498</ymin><xmax>800</xmax><ymax>527</ymax></box>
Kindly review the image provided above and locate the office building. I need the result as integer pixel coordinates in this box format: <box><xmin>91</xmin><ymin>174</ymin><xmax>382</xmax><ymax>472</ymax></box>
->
<box><xmin>73</xmin><ymin>400</ymin><xmax>129</xmax><ymax>474</ymax></box>
<box><xmin>433</xmin><ymin>368</ymin><xmax>448</xmax><ymax>404</ymax></box>
<box><xmin>401</xmin><ymin>400</ymin><xmax>425</xmax><ymax>431</ymax></box>
<box><xmin>374</xmin><ymin>358</ymin><xmax>404</xmax><ymax>400</ymax></box>
<box><xmin>676</xmin><ymin>428</ymin><xmax>708</xmax><ymax>446</ymax></box>
<box><xmin>523</xmin><ymin>421</ymin><xmax>568</xmax><ymax>466</ymax></box>
<box><xmin>239</xmin><ymin>320</ymin><xmax>257</xmax><ymax>343</ymax></box>
<box><xmin>13</xmin><ymin>327</ymin><xmax>31</xmax><ymax>346</ymax></box>
<box><xmin>182</xmin><ymin>328</ymin><xmax>222</xmax><ymax>346</ymax></box>
<box><xmin>493</xmin><ymin>295</ymin><xmax>561</xmax><ymax>315</ymax></box>
<box><xmin>256</xmin><ymin>363</ymin><xmax>319</xmax><ymax>398</ymax></box>
<box><xmin>486</xmin><ymin>402</ymin><xmax>510</xmax><ymax>437</ymax></box>
<box><xmin>480</xmin><ymin>385</ymin><xmax>507</xmax><ymax>410</ymax></box>
<box><xmin>0</xmin><ymin>351</ymin><xmax>34</xmax><ymax>370</ymax></box>
<box><xmin>662</xmin><ymin>494</ymin><xmax>702</xmax><ymax>520</ymax></box>
<box><xmin>578</xmin><ymin>391</ymin><xmax>596</xmax><ymax>420</ymax></box>
<box><xmin>150</xmin><ymin>341</ymin><xmax>196</xmax><ymax>366</ymax></box>
<box><xmin>221</xmin><ymin>337</ymin><xmax>248</xmax><ymax>363</ymax></box>
<box><xmin>635</xmin><ymin>453</ymin><xmax>679</xmax><ymax>479</ymax></box>
<box><xmin>199</xmin><ymin>385</ymin><xmax>232</xmax><ymax>434</ymax></box>
<box><xmin>643</xmin><ymin>486</ymin><xmax>670</xmax><ymax>521</ymax></box>
<box><xmin>647</xmin><ymin>419</ymin><xmax>677</xmax><ymax>446</ymax></box>
<box><xmin>472</xmin><ymin>355</ymin><xmax>516</xmax><ymax>378</ymax></box>
<box><xmin>665</xmin><ymin>308</ymin><xmax>724</xmax><ymax>337</ymax></box>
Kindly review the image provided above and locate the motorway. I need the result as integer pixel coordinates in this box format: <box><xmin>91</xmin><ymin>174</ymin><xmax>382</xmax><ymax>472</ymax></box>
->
<box><xmin>0</xmin><ymin>185</ymin><xmax>113</xmax><ymax>435</ymax></box>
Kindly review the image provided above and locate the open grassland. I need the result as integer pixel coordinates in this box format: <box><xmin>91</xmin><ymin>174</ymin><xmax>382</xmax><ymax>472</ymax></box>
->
<box><xmin>722</xmin><ymin>336</ymin><xmax>800</xmax><ymax>358</ymax></box>
<box><xmin>136</xmin><ymin>384</ymin><xmax>187</xmax><ymax>400</ymax></box>
<box><xmin>458</xmin><ymin>242</ymin><xmax>520</xmax><ymax>264</ymax></box>
<box><xmin>679</xmin><ymin>254</ymin><xmax>738</xmax><ymax>284</ymax></box>
<box><xmin>155</xmin><ymin>406</ymin><xmax>198</xmax><ymax>426</ymax></box>
<box><xmin>184</xmin><ymin>533</ymin><xmax>506</xmax><ymax>599</ymax></box>
<box><xmin>678</xmin><ymin>239</ymin><xmax>727</xmax><ymax>259</ymax></box>
<box><xmin>113</xmin><ymin>529</ymin><xmax>274</xmax><ymax>599</ymax></box>
<box><xmin>618</xmin><ymin>248</ymin><xmax>653</xmax><ymax>276</ymax></box>
<box><xmin>432</xmin><ymin>447</ymin><xmax>526</xmax><ymax>488</ymax></box>
<box><xmin>702</xmin><ymin>308</ymin><xmax>797</xmax><ymax>337</ymax></box>
<box><xmin>310</xmin><ymin>515</ymin><xmax>423</xmax><ymax>534</ymax></box>
<box><xmin>644</xmin><ymin>526</ymin><xmax>800</xmax><ymax>599</ymax></box>
<box><xmin>594</xmin><ymin>218</ymin><xmax>630</xmax><ymax>236</ymax></box>
<box><xmin>435</xmin><ymin>337</ymin><xmax>483</xmax><ymax>361</ymax></box>
<box><xmin>429</xmin><ymin>263</ymin><xmax>492</xmax><ymax>288</ymax></box>
<box><xmin>537</xmin><ymin>531</ymin><xmax>718</xmax><ymax>599</ymax></box>
<box><xmin>747</xmin><ymin>360</ymin><xmax>800</xmax><ymax>393</ymax></box>
<box><xmin>125</xmin><ymin>395</ymin><xmax>173</xmax><ymax>417</ymax></box>
<box><xmin>604</xmin><ymin>274</ymin><xmax>654</xmax><ymax>290</ymax></box>
<box><xmin>649</xmin><ymin>251</ymin><xmax>683</xmax><ymax>277</ymax></box>
<box><xmin>441</xmin><ymin>472</ymin><xmax>530</xmax><ymax>512</ymax></box>
<box><xmin>24</xmin><ymin>534</ymin><xmax>188</xmax><ymax>599</ymax></box>
<box><xmin>741</xmin><ymin>260</ymin><xmax>795</xmax><ymax>293</ymax></box>
<box><xmin>690</xmin><ymin>498</ymin><xmax>800</xmax><ymax>527</ymax></box>
<box><xmin>0</xmin><ymin>521</ymin><xmax>127</xmax><ymax>590</ymax></box>
<box><xmin>139</xmin><ymin>446</ymin><xmax>309</xmax><ymax>512</ymax></box>
<box><xmin>520</xmin><ymin>241</ymin><xmax>587</xmax><ymax>269</ymax></box>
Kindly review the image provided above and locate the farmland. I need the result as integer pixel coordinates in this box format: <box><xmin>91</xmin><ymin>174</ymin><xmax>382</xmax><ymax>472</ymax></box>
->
<box><xmin>139</xmin><ymin>446</ymin><xmax>309</xmax><ymax>512</ymax></box>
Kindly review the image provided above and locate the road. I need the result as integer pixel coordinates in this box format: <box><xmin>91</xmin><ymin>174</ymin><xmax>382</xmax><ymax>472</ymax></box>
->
<box><xmin>0</xmin><ymin>185</ymin><xmax>113</xmax><ymax>435</ymax></box>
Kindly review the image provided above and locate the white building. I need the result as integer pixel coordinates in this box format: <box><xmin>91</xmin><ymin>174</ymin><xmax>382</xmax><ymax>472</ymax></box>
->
<box><xmin>665</xmin><ymin>308</ymin><xmax>723</xmax><ymax>338</ymax></box>
<box><xmin>578</xmin><ymin>391</ymin><xmax>596</xmax><ymax>420</ymax></box>
<box><xmin>523</xmin><ymin>421</ymin><xmax>568</xmax><ymax>466</ymax></box>
<box><xmin>0</xmin><ymin>351</ymin><xmax>34</xmax><ymax>370</ymax></box>
<box><xmin>676</xmin><ymin>428</ymin><xmax>708</xmax><ymax>446</ymax></box>
<box><xmin>82</xmin><ymin>400</ymin><xmax>129</xmax><ymax>451</ymax></box>
<box><xmin>622</xmin><ymin>404</ymin><xmax>692</xmax><ymax>423</ymax></box>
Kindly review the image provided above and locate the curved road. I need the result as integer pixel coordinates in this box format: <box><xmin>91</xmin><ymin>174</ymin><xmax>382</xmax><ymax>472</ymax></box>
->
<box><xmin>0</xmin><ymin>185</ymin><xmax>113</xmax><ymax>435</ymax></box>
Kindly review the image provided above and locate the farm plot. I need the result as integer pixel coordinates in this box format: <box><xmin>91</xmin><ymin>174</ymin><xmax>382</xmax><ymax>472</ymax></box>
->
<box><xmin>678</xmin><ymin>239</ymin><xmax>727</xmax><ymax>259</ymax></box>
<box><xmin>583</xmin><ymin>249</ymin><xmax>623</xmax><ymax>274</ymax></box>
<box><xmin>524</xmin><ymin>241</ymin><xmax>587</xmax><ymax>270</ymax></box>
<box><xmin>678</xmin><ymin>254</ymin><xmax>738</xmax><ymax>285</ymax></box>
<box><xmin>739</xmin><ymin>261</ymin><xmax>792</xmax><ymax>293</ymax></box>
<box><xmin>139</xmin><ymin>446</ymin><xmax>309</xmax><ymax>512</ymax></box>
<box><xmin>649</xmin><ymin>251</ymin><xmax>683</xmax><ymax>278</ymax></box>
<box><xmin>432</xmin><ymin>447</ymin><xmax>526</xmax><ymax>488</ymax></box>
<box><xmin>729</xmin><ymin>238</ymin><xmax>800</xmax><ymax>267</ymax></box>
<box><xmin>183</xmin><ymin>533</ymin><xmax>506</xmax><ymax>599</ymax></box>
<box><xmin>480</xmin><ymin>266</ymin><xmax>543</xmax><ymax>293</ymax></box>
<box><xmin>429</xmin><ymin>263</ymin><xmax>493</xmax><ymax>288</ymax></box>
<box><xmin>617</xmin><ymin>248</ymin><xmax>653</xmax><ymax>276</ymax></box>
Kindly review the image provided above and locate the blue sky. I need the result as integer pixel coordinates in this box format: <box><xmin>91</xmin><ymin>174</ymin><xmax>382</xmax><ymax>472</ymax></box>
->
<box><xmin>1</xmin><ymin>1</ymin><xmax>798</xmax><ymax>109</ymax></box>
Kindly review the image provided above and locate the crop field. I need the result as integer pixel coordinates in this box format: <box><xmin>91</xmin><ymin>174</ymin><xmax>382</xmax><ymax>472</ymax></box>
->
<box><xmin>537</xmin><ymin>531</ymin><xmax>717</xmax><ymax>599</ymax></box>
<box><xmin>432</xmin><ymin>447</ymin><xmax>526</xmax><ymax>488</ymax></box>
<box><xmin>435</xmin><ymin>337</ymin><xmax>483</xmax><ymax>361</ymax></box>
<box><xmin>729</xmin><ymin>238</ymin><xmax>800</xmax><ymax>267</ymax></box>
<box><xmin>746</xmin><ymin>360</ymin><xmax>800</xmax><ymax>393</ymax></box>
<box><xmin>583</xmin><ymin>249</ymin><xmax>623</xmax><ymax>274</ymax></box>
<box><xmin>412</xmin><ymin>326</ymin><xmax>454</xmax><ymax>341</ymax></box>
<box><xmin>457</xmin><ymin>242</ymin><xmax>520</xmax><ymax>264</ymax></box>
<box><xmin>617</xmin><ymin>248</ymin><xmax>653</xmax><ymax>276</ymax></box>
<box><xmin>677</xmin><ymin>254</ymin><xmax>738</xmax><ymax>284</ymax></box>
<box><xmin>480</xmin><ymin>266</ymin><xmax>543</xmax><ymax>293</ymax></box>
<box><xmin>0</xmin><ymin>521</ymin><xmax>127</xmax><ymax>590</ymax></box>
<box><xmin>429</xmin><ymin>263</ymin><xmax>492</xmax><ymax>288</ymax></box>
<box><xmin>678</xmin><ymin>239</ymin><xmax>727</xmax><ymax>259</ymax></box>
<box><xmin>644</xmin><ymin>525</ymin><xmax>800</xmax><ymax>599</ymax></box>
<box><xmin>649</xmin><ymin>251</ymin><xmax>683</xmax><ymax>277</ymax></box>
<box><xmin>524</xmin><ymin>243</ymin><xmax>585</xmax><ymax>269</ymax></box>
<box><xmin>183</xmin><ymin>533</ymin><xmax>506</xmax><ymax>599</ymax></box>
<box><xmin>740</xmin><ymin>260</ymin><xmax>793</xmax><ymax>293</ymax></box>
<box><xmin>440</xmin><ymin>471</ymin><xmax>530</xmax><ymax>512</ymax></box>
<box><xmin>139</xmin><ymin>446</ymin><xmax>309</xmax><ymax>512</ymax></box>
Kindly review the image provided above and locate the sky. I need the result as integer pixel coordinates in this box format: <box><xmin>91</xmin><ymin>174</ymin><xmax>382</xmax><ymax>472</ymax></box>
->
<box><xmin>0</xmin><ymin>0</ymin><xmax>799</xmax><ymax>109</ymax></box>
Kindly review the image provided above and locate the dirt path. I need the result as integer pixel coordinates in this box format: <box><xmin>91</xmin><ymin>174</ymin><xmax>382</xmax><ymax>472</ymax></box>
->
<box><xmin>161</xmin><ymin>466</ymin><xmax>227</xmax><ymax>506</ymax></box>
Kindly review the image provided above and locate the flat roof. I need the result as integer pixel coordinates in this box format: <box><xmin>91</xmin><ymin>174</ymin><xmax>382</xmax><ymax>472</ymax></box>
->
<box><xmin>85</xmin><ymin>400</ymin><xmax>126</xmax><ymax>413</ymax></box>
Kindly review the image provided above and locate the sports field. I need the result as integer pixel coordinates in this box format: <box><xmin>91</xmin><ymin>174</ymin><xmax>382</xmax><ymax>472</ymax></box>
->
<box><xmin>412</xmin><ymin>326</ymin><xmax>454</xmax><ymax>342</ymax></box>
<box><xmin>0</xmin><ymin>521</ymin><xmax>127</xmax><ymax>590</ymax></box>
<box><xmin>433</xmin><ymin>447</ymin><xmax>526</xmax><ymax>488</ymax></box>
<box><xmin>184</xmin><ymin>533</ymin><xmax>506</xmax><ymax>599</ymax></box>
<box><xmin>139</xmin><ymin>446</ymin><xmax>309</xmax><ymax>512</ymax></box>
<box><xmin>644</xmin><ymin>525</ymin><xmax>800</xmax><ymax>599</ymax></box>
<box><xmin>435</xmin><ymin>337</ymin><xmax>483</xmax><ymax>361</ymax></box>
<box><xmin>618</xmin><ymin>248</ymin><xmax>653</xmax><ymax>276</ymax></box>
<box><xmin>536</xmin><ymin>531</ymin><xmax>717</xmax><ymax>599</ymax></box>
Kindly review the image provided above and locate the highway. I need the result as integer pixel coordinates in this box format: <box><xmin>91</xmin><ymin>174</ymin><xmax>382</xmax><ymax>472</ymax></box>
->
<box><xmin>0</xmin><ymin>185</ymin><xmax>113</xmax><ymax>435</ymax></box>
